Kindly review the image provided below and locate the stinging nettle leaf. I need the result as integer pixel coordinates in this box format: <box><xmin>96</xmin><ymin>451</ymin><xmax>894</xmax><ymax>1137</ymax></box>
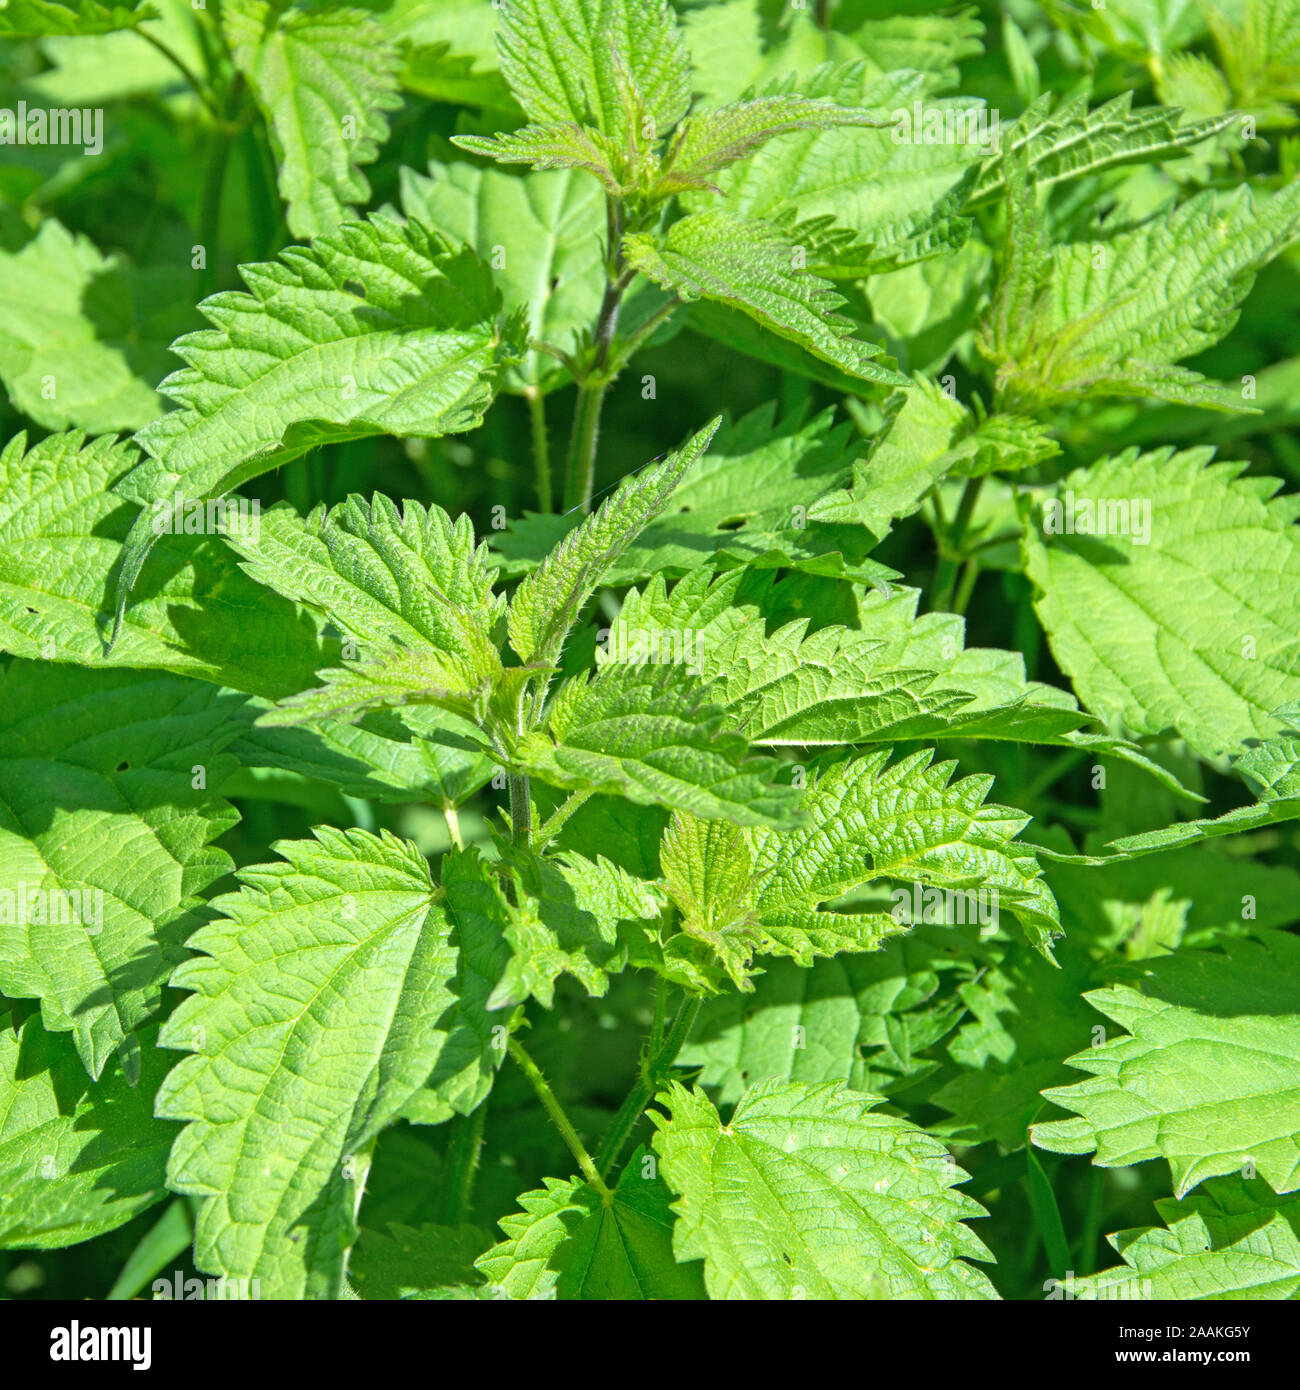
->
<box><xmin>1032</xmin><ymin>931</ymin><xmax>1300</xmax><ymax>1197</ymax></box>
<box><xmin>0</xmin><ymin>663</ymin><xmax>240</xmax><ymax>1079</ymax></box>
<box><xmin>0</xmin><ymin>1017</ymin><xmax>175</xmax><ymax>1249</ymax></box>
<box><xmin>508</xmin><ymin>419</ymin><xmax>720</xmax><ymax>667</ymax></box>
<box><xmin>983</xmin><ymin>180</ymin><xmax>1300</xmax><ymax>410</ymax></box>
<box><xmin>451</xmin><ymin>122</ymin><xmax>631</xmax><ymax>197</ymax></box>
<box><xmin>1021</xmin><ymin>446</ymin><xmax>1300</xmax><ymax>759</ymax></box>
<box><xmin>515</xmin><ymin>661</ymin><xmax>804</xmax><ymax>828</ymax></box>
<box><xmin>157</xmin><ymin>827</ymin><xmax>497</xmax><ymax>1297</ymax></box>
<box><xmin>223</xmin><ymin>0</ymin><xmax>404</xmax><ymax>241</ymax></box>
<box><xmin>0</xmin><ymin>430</ymin><xmax>327</xmax><ymax>697</ymax></box>
<box><xmin>0</xmin><ymin>220</ymin><xmax>191</xmax><ymax>434</ymax></box>
<box><xmin>651</xmin><ymin>1079</ymin><xmax>998</xmax><ymax>1299</ymax></box>
<box><xmin>110</xmin><ymin>213</ymin><xmax>524</xmax><ymax>644</ymax></box>
<box><xmin>658</xmin><ymin>93</ymin><xmax>891</xmax><ymax>194</ymax></box>
<box><xmin>475</xmin><ymin>1152</ymin><xmax>705</xmax><ymax>1300</ymax></box>
<box><xmin>491</xmin><ymin>0</ymin><xmax>691</xmax><ymax>145</ymax></box>
<box><xmin>624</xmin><ymin>211</ymin><xmax>907</xmax><ymax>386</ymax></box>
<box><xmin>1072</xmin><ymin>1177</ymin><xmax>1300</xmax><ymax>1301</ymax></box>
<box><xmin>230</xmin><ymin>494</ymin><xmax>506</xmax><ymax>729</ymax></box>
<box><xmin>967</xmin><ymin>90</ymin><xmax>1238</xmax><ymax>207</ymax></box>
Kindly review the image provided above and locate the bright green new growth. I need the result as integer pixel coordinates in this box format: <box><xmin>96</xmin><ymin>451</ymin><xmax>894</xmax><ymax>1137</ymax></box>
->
<box><xmin>508</xmin><ymin>419</ymin><xmax>720</xmax><ymax>665</ymax></box>
<box><xmin>6</xmin><ymin>0</ymin><xmax>1300</xmax><ymax>1312</ymax></box>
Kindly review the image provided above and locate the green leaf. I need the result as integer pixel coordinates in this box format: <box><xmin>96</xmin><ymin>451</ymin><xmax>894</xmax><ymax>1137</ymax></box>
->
<box><xmin>679</xmin><ymin>940</ymin><xmax>969</xmax><ymax>1104</ymax></box>
<box><xmin>451</xmin><ymin>122</ymin><xmax>629</xmax><ymax>196</ymax></box>
<box><xmin>658</xmin><ymin>93</ymin><xmax>890</xmax><ymax>193</ymax></box>
<box><xmin>1206</xmin><ymin>0</ymin><xmax>1300</xmax><ymax>127</ymax></box>
<box><xmin>0</xmin><ymin>431</ymin><xmax>327</xmax><ymax>698</ymax></box>
<box><xmin>1021</xmin><ymin>447</ymin><xmax>1300</xmax><ymax>759</ymax></box>
<box><xmin>223</xmin><ymin>0</ymin><xmax>403</xmax><ymax>241</ymax></box>
<box><xmin>111</xmin><ymin>213</ymin><xmax>523</xmax><ymax>640</ymax></box>
<box><xmin>0</xmin><ymin>221</ymin><xmax>190</xmax><ymax>433</ymax></box>
<box><xmin>491</xmin><ymin>845</ymin><xmax>663</xmax><ymax>1009</ymax></box>
<box><xmin>967</xmin><ymin>91</ymin><xmax>1237</xmax><ymax>206</ymax></box>
<box><xmin>0</xmin><ymin>663</ymin><xmax>239</xmax><ymax>1078</ymax></box>
<box><xmin>230</xmin><ymin>494</ymin><xmax>506</xmax><ymax>728</ymax></box>
<box><xmin>475</xmin><ymin>1151</ymin><xmax>705</xmax><ymax>1300</ymax></box>
<box><xmin>508</xmin><ymin>420</ymin><xmax>719</xmax><ymax>666</ymax></box>
<box><xmin>623</xmin><ymin>211</ymin><xmax>905</xmax><ymax>386</ymax></box>
<box><xmin>230</xmin><ymin>704</ymin><xmax>494</xmax><ymax>807</ymax></box>
<box><xmin>494</xmin><ymin>403</ymin><xmax>898</xmax><ymax>589</ymax></box>
<box><xmin>156</xmin><ymin>827</ymin><xmax>493</xmax><ymax>1297</ymax></box>
<box><xmin>350</xmin><ymin>1222</ymin><xmax>489</xmax><ymax>1300</ymax></box>
<box><xmin>644</xmin><ymin>745</ymin><xmax>1059</xmax><ymax>988</ymax></box>
<box><xmin>1032</xmin><ymin>932</ymin><xmax>1300</xmax><ymax>1197</ymax></box>
<box><xmin>810</xmin><ymin>378</ymin><xmax>1057</xmax><ymax>539</ymax></box>
<box><xmin>0</xmin><ymin>0</ymin><xmax>154</xmax><ymax>36</ymax></box>
<box><xmin>930</xmin><ymin>942</ymin><xmax>1100</xmax><ymax>1148</ymax></box>
<box><xmin>0</xmin><ymin>1018</ymin><xmax>174</xmax><ymax>1249</ymax></box>
<box><xmin>706</xmin><ymin>67</ymin><xmax>986</xmax><ymax>273</ymax></box>
<box><xmin>400</xmin><ymin>161</ymin><xmax>623</xmax><ymax>393</ymax></box>
<box><xmin>742</xmin><ymin>749</ymin><xmax>1061</xmax><ymax>959</ymax></box>
<box><xmin>658</xmin><ymin>813</ymin><xmax>769</xmax><ymax>989</ymax></box>
<box><xmin>1073</xmin><ymin>1178</ymin><xmax>1300</xmax><ymax>1300</ymax></box>
<box><xmin>984</xmin><ymin>181</ymin><xmax>1300</xmax><ymax>410</ymax></box>
<box><xmin>515</xmin><ymin>662</ymin><xmax>804</xmax><ymax>828</ymax></box>
<box><xmin>491</xmin><ymin>0</ymin><xmax>690</xmax><ymax>144</ymax></box>
<box><xmin>651</xmin><ymin>1079</ymin><xmax>997</xmax><ymax>1299</ymax></box>
<box><xmin>611</xmin><ymin>569</ymin><xmax>1145</xmax><ymax>759</ymax></box>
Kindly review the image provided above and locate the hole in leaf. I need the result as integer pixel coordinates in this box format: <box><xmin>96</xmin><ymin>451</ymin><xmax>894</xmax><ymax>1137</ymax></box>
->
<box><xmin>115</xmin><ymin>760</ymin><xmax>129</xmax><ymax>772</ymax></box>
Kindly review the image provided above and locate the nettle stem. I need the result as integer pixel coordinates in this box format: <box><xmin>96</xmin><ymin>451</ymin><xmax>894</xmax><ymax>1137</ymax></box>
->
<box><xmin>507</xmin><ymin>772</ymin><xmax>531</xmax><ymax>847</ymax></box>
<box><xmin>439</xmin><ymin>1099</ymin><xmax>488</xmax><ymax>1224</ymax></box>
<box><xmin>508</xmin><ymin>1038</ymin><xmax>610</xmax><ymax>1198</ymax></box>
<box><xmin>932</xmin><ymin>475</ymin><xmax>986</xmax><ymax>612</ymax></box>
<box><xmin>525</xmin><ymin>386</ymin><xmax>552</xmax><ymax>513</ymax></box>
<box><xmin>595</xmin><ymin>993</ymin><xmax>702</xmax><ymax>1180</ymax></box>
<box><xmin>563</xmin><ymin>197</ymin><xmax>635</xmax><ymax>512</ymax></box>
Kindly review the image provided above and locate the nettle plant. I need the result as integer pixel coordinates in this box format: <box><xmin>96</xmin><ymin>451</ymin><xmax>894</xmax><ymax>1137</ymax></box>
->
<box><xmin>1</xmin><ymin>0</ymin><xmax>1300</xmax><ymax>1303</ymax></box>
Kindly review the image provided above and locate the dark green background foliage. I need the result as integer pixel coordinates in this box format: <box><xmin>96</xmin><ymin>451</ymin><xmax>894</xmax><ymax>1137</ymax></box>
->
<box><xmin>1</xmin><ymin>0</ymin><xmax>1299</xmax><ymax>1303</ymax></box>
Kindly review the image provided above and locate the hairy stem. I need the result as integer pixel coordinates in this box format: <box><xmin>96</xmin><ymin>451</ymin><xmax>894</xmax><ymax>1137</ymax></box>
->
<box><xmin>507</xmin><ymin>773</ymin><xmax>531</xmax><ymax>848</ymax></box>
<box><xmin>595</xmin><ymin>994</ymin><xmax>702</xmax><ymax>1180</ymax></box>
<box><xmin>439</xmin><ymin>1099</ymin><xmax>488</xmax><ymax>1225</ymax></box>
<box><xmin>525</xmin><ymin>386</ymin><xmax>553</xmax><ymax>513</ymax></box>
<box><xmin>442</xmin><ymin>801</ymin><xmax>464</xmax><ymax>850</ymax></box>
<box><xmin>648</xmin><ymin>976</ymin><xmax>668</xmax><ymax>1057</ymax></box>
<box><xmin>508</xmin><ymin>1038</ymin><xmax>610</xmax><ymax>1197</ymax></box>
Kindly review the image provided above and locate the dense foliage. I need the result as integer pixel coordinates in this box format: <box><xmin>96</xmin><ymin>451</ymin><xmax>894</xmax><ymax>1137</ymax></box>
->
<box><xmin>1</xmin><ymin>0</ymin><xmax>1299</xmax><ymax>1303</ymax></box>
